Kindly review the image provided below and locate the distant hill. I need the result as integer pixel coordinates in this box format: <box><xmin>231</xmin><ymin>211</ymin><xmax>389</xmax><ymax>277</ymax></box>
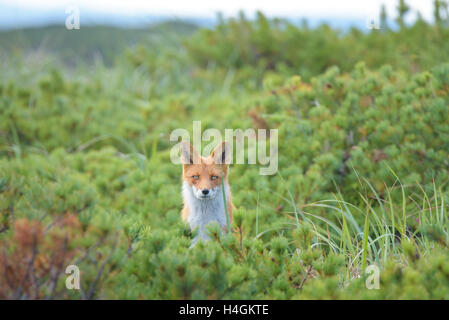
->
<box><xmin>0</xmin><ymin>20</ymin><xmax>198</xmax><ymax>65</ymax></box>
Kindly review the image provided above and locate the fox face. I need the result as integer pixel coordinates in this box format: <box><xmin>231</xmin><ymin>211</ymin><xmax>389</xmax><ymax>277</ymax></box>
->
<box><xmin>181</xmin><ymin>141</ymin><xmax>230</xmax><ymax>200</ymax></box>
<box><xmin>183</xmin><ymin>161</ymin><xmax>222</xmax><ymax>199</ymax></box>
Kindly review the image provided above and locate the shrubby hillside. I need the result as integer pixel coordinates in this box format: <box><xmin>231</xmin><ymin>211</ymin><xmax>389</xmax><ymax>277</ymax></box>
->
<box><xmin>1</xmin><ymin>1</ymin><xmax>449</xmax><ymax>299</ymax></box>
<box><xmin>0</xmin><ymin>21</ymin><xmax>198</xmax><ymax>65</ymax></box>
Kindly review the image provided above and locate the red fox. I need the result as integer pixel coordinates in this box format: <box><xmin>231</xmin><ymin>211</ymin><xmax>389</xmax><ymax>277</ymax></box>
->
<box><xmin>180</xmin><ymin>141</ymin><xmax>234</xmax><ymax>243</ymax></box>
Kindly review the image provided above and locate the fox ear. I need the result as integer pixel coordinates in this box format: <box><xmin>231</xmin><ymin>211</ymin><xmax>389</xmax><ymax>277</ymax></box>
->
<box><xmin>180</xmin><ymin>141</ymin><xmax>200</xmax><ymax>165</ymax></box>
<box><xmin>211</xmin><ymin>141</ymin><xmax>231</xmax><ymax>165</ymax></box>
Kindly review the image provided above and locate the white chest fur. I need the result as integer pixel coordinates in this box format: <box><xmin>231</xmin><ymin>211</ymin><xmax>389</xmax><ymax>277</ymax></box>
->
<box><xmin>182</xmin><ymin>181</ymin><xmax>229</xmax><ymax>243</ymax></box>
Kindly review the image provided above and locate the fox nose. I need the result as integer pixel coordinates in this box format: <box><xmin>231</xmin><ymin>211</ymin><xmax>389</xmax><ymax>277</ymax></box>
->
<box><xmin>202</xmin><ymin>189</ymin><xmax>209</xmax><ymax>195</ymax></box>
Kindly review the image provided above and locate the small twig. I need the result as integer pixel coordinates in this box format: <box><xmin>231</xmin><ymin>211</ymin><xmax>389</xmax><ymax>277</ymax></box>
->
<box><xmin>46</xmin><ymin>236</ymin><xmax>69</xmax><ymax>299</ymax></box>
<box><xmin>239</xmin><ymin>227</ymin><xmax>243</xmax><ymax>252</ymax></box>
<box><xmin>2</xmin><ymin>245</ymin><xmax>15</xmax><ymax>294</ymax></box>
<box><xmin>85</xmin><ymin>236</ymin><xmax>118</xmax><ymax>300</ymax></box>
<box><xmin>73</xmin><ymin>236</ymin><xmax>105</xmax><ymax>266</ymax></box>
<box><xmin>296</xmin><ymin>265</ymin><xmax>313</xmax><ymax>291</ymax></box>
<box><xmin>15</xmin><ymin>233</ymin><xmax>38</xmax><ymax>299</ymax></box>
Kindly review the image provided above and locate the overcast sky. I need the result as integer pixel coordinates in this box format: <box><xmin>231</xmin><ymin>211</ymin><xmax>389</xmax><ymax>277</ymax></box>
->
<box><xmin>2</xmin><ymin>0</ymin><xmax>434</xmax><ymax>19</ymax></box>
<box><xmin>0</xmin><ymin>0</ymin><xmax>435</xmax><ymax>29</ymax></box>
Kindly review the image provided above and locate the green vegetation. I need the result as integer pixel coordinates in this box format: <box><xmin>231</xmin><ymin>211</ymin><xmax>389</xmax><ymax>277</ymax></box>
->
<box><xmin>186</xmin><ymin>8</ymin><xmax>449</xmax><ymax>79</ymax></box>
<box><xmin>1</xmin><ymin>1</ymin><xmax>449</xmax><ymax>299</ymax></box>
<box><xmin>0</xmin><ymin>21</ymin><xmax>198</xmax><ymax>65</ymax></box>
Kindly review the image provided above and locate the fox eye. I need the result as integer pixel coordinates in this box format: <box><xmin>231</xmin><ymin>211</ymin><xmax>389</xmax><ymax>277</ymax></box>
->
<box><xmin>192</xmin><ymin>175</ymin><xmax>199</xmax><ymax>180</ymax></box>
<box><xmin>210</xmin><ymin>176</ymin><xmax>218</xmax><ymax>180</ymax></box>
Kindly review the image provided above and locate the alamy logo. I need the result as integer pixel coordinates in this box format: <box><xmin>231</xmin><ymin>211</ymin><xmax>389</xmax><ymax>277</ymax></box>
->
<box><xmin>365</xmin><ymin>265</ymin><xmax>380</xmax><ymax>289</ymax></box>
<box><xmin>170</xmin><ymin>121</ymin><xmax>278</xmax><ymax>175</ymax></box>
<box><xmin>65</xmin><ymin>264</ymin><xmax>80</xmax><ymax>290</ymax></box>
<box><xmin>366</xmin><ymin>13</ymin><xmax>381</xmax><ymax>30</ymax></box>
<box><xmin>65</xmin><ymin>6</ymin><xmax>80</xmax><ymax>30</ymax></box>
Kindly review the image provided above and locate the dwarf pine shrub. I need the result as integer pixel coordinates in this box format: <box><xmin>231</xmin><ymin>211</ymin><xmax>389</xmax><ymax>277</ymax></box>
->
<box><xmin>1</xmin><ymin>2</ymin><xmax>449</xmax><ymax>298</ymax></box>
